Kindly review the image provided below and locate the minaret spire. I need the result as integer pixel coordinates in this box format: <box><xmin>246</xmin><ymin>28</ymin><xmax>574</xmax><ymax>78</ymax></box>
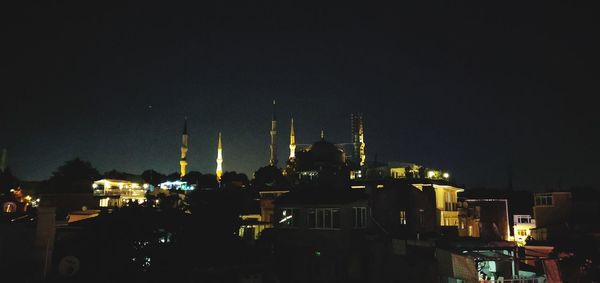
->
<box><xmin>269</xmin><ymin>99</ymin><xmax>278</xmax><ymax>166</ymax></box>
<box><xmin>289</xmin><ymin>118</ymin><xmax>296</xmax><ymax>160</ymax></box>
<box><xmin>216</xmin><ymin>132</ymin><xmax>223</xmax><ymax>183</ymax></box>
<box><xmin>179</xmin><ymin>118</ymin><xmax>189</xmax><ymax>178</ymax></box>
<box><xmin>351</xmin><ymin>113</ymin><xmax>366</xmax><ymax>166</ymax></box>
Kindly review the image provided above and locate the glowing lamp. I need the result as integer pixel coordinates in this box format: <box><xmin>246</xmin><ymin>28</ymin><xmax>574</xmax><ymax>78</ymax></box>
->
<box><xmin>92</xmin><ymin>183</ymin><xmax>98</xmax><ymax>189</ymax></box>
<box><xmin>443</xmin><ymin>172</ymin><xmax>450</xmax><ymax>179</ymax></box>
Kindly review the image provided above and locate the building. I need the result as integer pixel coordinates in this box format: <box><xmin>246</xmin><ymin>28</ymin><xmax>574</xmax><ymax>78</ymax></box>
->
<box><xmin>366</xmin><ymin>161</ymin><xmax>451</xmax><ymax>182</ymax></box>
<box><xmin>360</xmin><ymin>161</ymin><xmax>461</xmax><ymax>234</ymax></box>
<box><xmin>273</xmin><ymin>189</ymin><xmax>370</xmax><ymax>282</ymax></box>
<box><xmin>92</xmin><ymin>179</ymin><xmax>148</xmax><ymax>208</ymax></box>
<box><xmin>293</xmin><ymin>136</ymin><xmax>350</xmax><ymax>189</ymax></box>
<box><xmin>358</xmin><ymin>179</ymin><xmax>438</xmax><ymax>238</ymax></box>
<box><xmin>271</xmin><ymin>136</ymin><xmax>370</xmax><ymax>281</ymax></box>
<box><xmin>156</xmin><ymin>180</ymin><xmax>195</xmax><ymax>191</ymax></box>
<box><xmin>436</xmin><ymin>239</ymin><xmax>520</xmax><ymax>282</ymax></box>
<box><xmin>512</xmin><ymin>214</ymin><xmax>536</xmax><ymax>246</ymax></box>
<box><xmin>530</xmin><ymin>192</ymin><xmax>572</xmax><ymax>241</ymax></box>
<box><xmin>258</xmin><ymin>188</ymin><xmax>289</xmax><ymax>224</ymax></box>
<box><xmin>457</xmin><ymin>199</ymin><xmax>510</xmax><ymax>241</ymax></box>
<box><xmin>282</xmin><ymin>112</ymin><xmax>367</xmax><ymax>180</ymax></box>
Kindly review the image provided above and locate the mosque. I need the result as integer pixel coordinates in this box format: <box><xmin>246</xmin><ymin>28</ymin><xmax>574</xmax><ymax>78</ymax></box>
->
<box><xmin>175</xmin><ymin>100</ymin><xmax>368</xmax><ymax>186</ymax></box>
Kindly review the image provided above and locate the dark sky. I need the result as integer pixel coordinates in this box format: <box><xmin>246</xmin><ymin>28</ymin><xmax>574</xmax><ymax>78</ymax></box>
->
<box><xmin>2</xmin><ymin>1</ymin><xmax>598</xmax><ymax>190</ymax></box>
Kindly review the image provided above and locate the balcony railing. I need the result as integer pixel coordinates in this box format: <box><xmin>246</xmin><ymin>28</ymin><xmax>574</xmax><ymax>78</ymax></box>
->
<box><xmin>94</xmin><ymin>189</ymin><xmax>146</xmax><ymax>197</ymax></box>
<box><xmin>444</xmin><ymin>202</ymin><xmax>457</xmax><ymax>211</ymax></box>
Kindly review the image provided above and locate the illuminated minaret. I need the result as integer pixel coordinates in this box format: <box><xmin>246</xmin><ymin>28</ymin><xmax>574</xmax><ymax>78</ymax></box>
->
<box><xmin>351</xmin><ymin>113</ymin><xmax>366</xmax><ymax>166</ymax></box>
<box><xmin>179</xmin><ymin>118</ymin><xmax>189</xmax><ymax>178</ymax></box>
<box><xmin>269</xmin><ymin>100</ymin><xmax>278</xmax><ymax>166</ymax></box>
<box><xmin>216</xmin><ymin>132</ymin><xmax>223</xmax><ymax>183</ymax></box>
<box><xmin>289</xmin><ymin>118</ymin><xmax>296</xmax><ymax>160</ymax></box>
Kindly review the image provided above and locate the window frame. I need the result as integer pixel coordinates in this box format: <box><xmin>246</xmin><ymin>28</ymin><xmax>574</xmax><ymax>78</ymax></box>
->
<box><xmin>399</xmin><ymin>210</ymin><xmax>407</xmax><ymax>225</ymax></box>
<box><xmin>279</xmin><ymin>207</ymin><xmax>299</xmax><ymax>228</ymax></box>
<box><xmin>308</xmin><ymin>207</ymin><xmax>341</xmax><ymax>230</ymax></box>
<box><xmin>535</xmin><ymin>194</ymin><xmax>553</xmax><ymax>206</ymax></box>
<box><xmin>353</xmin><ymin>207</ymin><xmax>367</xmax><ymax>228</ymax></box>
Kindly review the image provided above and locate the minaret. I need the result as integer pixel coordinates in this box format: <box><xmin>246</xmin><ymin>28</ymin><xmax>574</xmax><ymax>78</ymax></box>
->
<box><xmin>351</xmin><ymin>113</ymin><xmax>366</xmax><ymax>166</ymax></box>
<box><xmin>216</xmin><ymin>132</ymin><xmax>223</xmax><ymax>183</ymax></box>
<box><xmin>289</xmin><ymin>118</ymin><xmax>296</xmax><ymax>160</ymax></box>
<box><xmin>269</xmin><ymin>99</ymin><xmax>278</xmax><ymax>166</ymax></box>
<box><xmin>179</xmin><ymin>118</ymin><xmax>189</xmax><ymax>178</ymax></box>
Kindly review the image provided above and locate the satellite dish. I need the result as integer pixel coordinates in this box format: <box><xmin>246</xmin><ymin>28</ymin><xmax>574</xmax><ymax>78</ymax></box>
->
<box><xmin>58</xmin><ymin>256</ymin><xmax>80</xmax><ymax>277</ymax></box>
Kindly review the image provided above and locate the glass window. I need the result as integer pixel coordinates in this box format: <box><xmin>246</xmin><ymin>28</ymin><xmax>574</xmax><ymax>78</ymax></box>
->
<box><xmin>399</xmin><ymin>210</ymin><xmax>407</xmax><ymax>225</ymax></box>
<box><xmin>535</xmin><ymin>195</ymin><xmax>553</xmax><ymax>206</ymax></box>
<box><xmin>279</xmin><ymin>208</ymin><xmax>298</xmax><ymax>228</ymax></box>
<box><xmin>332</xmin><ymin>209</ymin><xmax>340</xmax><ymax>228</ymax></box>
<box><xmin>324</xmin><ymin>209</ymin><xmax>332</xmax><ymax>228</ymax></box>
<box><xmin>317</xmin><ymin>209</ymin><xmax>324</xmax><ymax>228</ymax></box>
<box><xmin>309</xmin><ymin>208</ymin><xmax>342</xmax><ymax>229</ymax></box>
<box><xmin>516</xmin><ymin>215</ymin><xmax>531</xmax><ymax>224</ymax></box>
<box><xmin>353</xmin><ymin>207</ymin><xmax>367</xmax><ymax>228</ymax></box>
<box><xmin>308</xmin><ymin>209</ymin><xmax>316</xmax><ymax>228</ymax></box>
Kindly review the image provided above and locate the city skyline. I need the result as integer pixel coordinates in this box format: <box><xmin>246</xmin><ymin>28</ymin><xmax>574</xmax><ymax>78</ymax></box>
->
<box><xmin>3</xmin><ymin>2</ymin><xmax>598</xmax><ymax>190</ymax></box>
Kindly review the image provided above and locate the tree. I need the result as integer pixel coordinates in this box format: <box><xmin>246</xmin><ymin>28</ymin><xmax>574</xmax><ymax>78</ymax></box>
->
<box><xmin>252</xmin><ymin>165</ymin><xmax>286</xmax><ymax>188</ymax></box>
<box><xmin>141</xmin><ymin>169</ymin><xmax>166</xmax><ymax>186</ymax></box>
<box><xmin>182</xmin><ymin>171</ymin><xmax>202</xmax><ymax>185</ymax></box>
<box><xmin>166</xmin><ymin>172</ymin><xmax>180</xmax><ymax>181</ymax></box>
<box><xmin>0</xmin><ymin>167</ymin><xmax>18</xmax><ymax>194</ymax></box>
<box><xmin>103</xmin><ymin>169</ymin><xmax>128</xmax><ymax>180</ymax></box>
<box><xmin>221</xmin><ymin>171</ymin><xmax>249</xmax><ymax>189</ymax></box>
<box><xmin>197</xmin><ymin>174</ymin><xmax>218</xmax><ymax>189</ymax></box>
<box><xmin>43</xmin><ymin>158</ymin><xmax>100</xmax><ymax>193</ymax></box>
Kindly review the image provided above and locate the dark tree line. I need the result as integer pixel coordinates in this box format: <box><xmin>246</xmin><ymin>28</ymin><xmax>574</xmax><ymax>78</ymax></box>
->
<box><xmin>41</xmin><ymin>158</ymin><xmax>101</xmax><ymax>193</ymax></box>
<box><xmin>2</xmin><ymin>157</ymin><xmax>297</xmax><ymax>195</ymax></box>
<box><xmin>10</xmin><ymin>158</ymin><xmax>251</xmax><ymax>194</ymax></box>
<box><xmin>0</xmin><ymin>167</ymin><xmax>18</xmax><ymax>194</ymax></box>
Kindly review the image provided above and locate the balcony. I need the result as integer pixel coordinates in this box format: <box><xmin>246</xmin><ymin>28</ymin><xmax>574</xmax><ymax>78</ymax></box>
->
<box><xmin>94</xmin><ymin>189</ymin><xmax>145</xmax><ymax>197</ymax></box>
<box><xmin>444</xmin><ymin>202</ymin><xmax>458</xmax><ymax>211</ymax></box>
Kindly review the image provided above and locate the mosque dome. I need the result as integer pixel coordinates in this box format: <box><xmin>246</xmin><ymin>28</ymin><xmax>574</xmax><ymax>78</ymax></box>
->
<box><xmin>309</xmin><ymin>138</ymin><xmax>345</xmax><ymax>165</ymax></box>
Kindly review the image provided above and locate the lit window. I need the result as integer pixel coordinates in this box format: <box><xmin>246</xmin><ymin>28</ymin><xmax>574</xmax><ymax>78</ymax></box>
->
<box><xmin>399</xmin><ymin>210</ymin><xmax>407</xmax><ymax>225</ymax></box>
<box><xmin>516</xmin><ymin>215</ymin><xmax>531</xmax><ymax>224</ymax></box>
<box><xmin>279</xmin><ymin>208</ymin><xmax>298</xmax><ymax>228</ymax></box>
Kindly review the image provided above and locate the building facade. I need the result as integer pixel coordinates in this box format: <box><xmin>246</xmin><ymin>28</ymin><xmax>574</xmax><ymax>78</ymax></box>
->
<box><xmin>92</xmin><ymin>179</ymin><xmax>148</xmax><ymax>208</ymax></box>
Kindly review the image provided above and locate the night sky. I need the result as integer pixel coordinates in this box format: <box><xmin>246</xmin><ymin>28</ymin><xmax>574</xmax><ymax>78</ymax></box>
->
<box><xmin>2</xmin><ymin>1</ymin><xmax>598</xmax><ymax>190</ymax></box>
